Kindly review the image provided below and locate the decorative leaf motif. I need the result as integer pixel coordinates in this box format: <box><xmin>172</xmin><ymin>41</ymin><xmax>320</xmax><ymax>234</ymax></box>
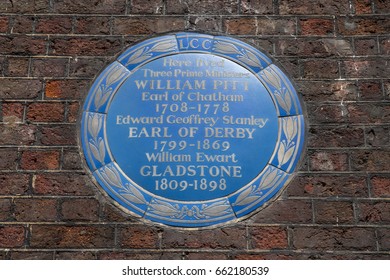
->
<box><xmin>102</xmin><ymin>165</ymin><xmax>122</xmax><ymax>188</ymax></box>
<box><xmin>234</xmin><ymin>186</ymin><xmax>256</xmax><ymax>206</ymax></box>
<box><xmin>88</xmin><ymin>113</ymin><xmax>102</xmax><ymax>140</ymax></box>
<box><xmin>238</xmin><ymin>49</ymin><xmax>261</xmax><ymax>67</ymax></box>
<box><xmin>214</xmin><ymin>41</ymin><xmax>240</xmax><ymax>54</ymax></box>
<box><xmin>277</xmin><ymin>141</ymin><xmax>286</xmax><ymax>166</ymax></box>
<box><xmin>274</xmin><ymin>93</ymin><xmax>290</xmax><ymax>113</ymax></box>
<box><xmin>260</xmin><ymin>168</ymin><xmax>280</xmax><ymax>189</ymax></box>
<box><xmin>120</xmin><ymin>184</ymin><xmax>147</xmax><ymax>205</ymax></box>
<box><xmin>234</xmin><ymin>195</ymin><xmax>259</xmax><ymax>206</ymax></box>
<box><xmin>283</xmin><ymin>117</ymin><xmax>298</xmax><ymax>142</ymax></box>
<box><xmin>89</xmin><ymin>141</ymin><xmax>100</xmax><ymax>162</ymax></box>
<box><xmin>106</xmin><ymin>65</ymin><xmax>127</xmax><ymax>85</ymax></box>
<box><xmin>149</xmin><ymin>40</ymin><xmax>177</xmax><ymax>52</ymax></box>
<box><xmin>93</xmin><ymin>86</ymin><xmax>103</xmax><ymax>109</ymax></box>
<box><xmin>98</xmin><ymin>138</ymin><xmax>105</xmax><ymax>163</ymax></box>
<box><xmin>149</xmin><ymin>200</ymin><xmax>181</xmax><ymax>217</ymax></box>
<box><xmin>261</xmin><ymin>67</ymin><xmax>282</xmax><ymax>89</ymax></box>
<box><xmin>201</xmin><ymin>201</ymin><xmax>231</xmax><ymax>217</ymax></box>
<box><xmin>126</xmin><ymin>40</ymin><xmax>177</xmax><ymax>66</ymax></box>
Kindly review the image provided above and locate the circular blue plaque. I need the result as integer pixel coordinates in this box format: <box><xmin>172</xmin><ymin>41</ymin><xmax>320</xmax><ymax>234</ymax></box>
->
<box><xmin>80</xmin><ymin>32</ymin><xmax>305</xmax><ymax>228</ymax></box>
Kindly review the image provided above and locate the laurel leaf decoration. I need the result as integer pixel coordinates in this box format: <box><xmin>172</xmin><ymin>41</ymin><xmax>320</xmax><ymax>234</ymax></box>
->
<box><xmin>149</xmin><ymin>40</ymin><xmax>177</xmax><ymax>52</ymax></box>
<box><xmin>120</xmin><ymin>184</ymin><xmax>147</xmax><ymax>205</ymax></box>
<box><xmin>214</xmin><ymin>40</ymin><xmax>263</xmax><ymax>68</ymax></box>
<box><xmin>201</xmin><ymin>201</ymin><xmax>231</xmax><ymax>217</ymax></box>
<box><xmin>101</xmin><ymin>165</ymin><xmax>122</xmax><ymax>189</ymax></box>
<box><xmin>126</xmin><ymin>40</ymin><xmax>177</xmax><ymax>66</ymax></box>
<box><xmin>213</xmin><ymin>41</ymin><xmax>241</xmax><ymax>54</ymax></box>
<box><xmin>277</xmin><ymin>117</ymin><xmax>299</xmax><ymax>168</ymax></box>
<box><xmin>149</xmin><ymin>200</ymin><xmax>181</xmax><ymax>217</ymax></box>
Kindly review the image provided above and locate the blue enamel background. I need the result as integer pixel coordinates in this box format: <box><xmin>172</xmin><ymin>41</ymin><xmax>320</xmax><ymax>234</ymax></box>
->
<box><xmin>80</xmin><ymin>32</ymin><xmax>305</xmax><ymax>228</ymax></box>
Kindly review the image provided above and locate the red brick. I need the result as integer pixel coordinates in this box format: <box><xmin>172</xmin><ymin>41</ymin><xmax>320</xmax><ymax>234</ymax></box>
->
<box><xmin>5</xmin><ymin>57</ymin><xmax>29</xmax><ymax>77</ymax></box>
<box><xmin>0</xmin><ymin>79</ymin><xmax>42</xmax><ymax>99</ymax></box>
<box><xmin>0</xmin><ymin>173</ymin><xmax>30</xmax><ymax>195</ymax></box>
<box><xmin>253</xmin><ymin>200</ymin><xmax>312</xmax><ymax>223</ymax></box>
<box><xmin>101</xmin><ymin>204</ymin><xmax>129</xmax><ymax>222</ymax></box>
<box><xmin>32</xmin><ymin>58</ymin><xmax>68</xmax><ymax>77</ymax></box>
<box><xmin>119</xmin><ymin>226</ymin><xmax>159</xmax><ymax>249</ymax></box>
<box><xmin>292</xmin><ymin>227</ymin><xmax>375</xmax><ymax>250</ymax></box>
<box><xmin>30</xmin><ymin>225</ymin><xmax>115</xmax><ymax>248</ymax></box>
<box><xmin>225</xmin><ymin>17</ymin><xmax>296</xmax><ymax>35</ymax></box>
<box><xmin>0</xmin><ymin>124</ymin><xmax>37</xmax><ymax>145</ymax></box>
<box><xmin>307</xmin><ymin>104</ymin><xmax>346</xmax><ymax>124</ymax></box>
<box><xmin>381</xmin><ymin>38</ymin><xmax>390</xmax><ymax>55</ymax></box>
<box><xmin>52</xmin><ymin>0</ymin><xmax>126</xmax><ymax>14</ymax></box>
<box><xmin>61</xmin><ymin>199</ymin><xmax>99</xmax><ymax>221</ymax></box>
<box><xmin>375</xmin><ymin>0</ymin><xmax>390</xmax><ymax>13</ymax></box>
<box><xmin>10</xmin><ymin>251</ymin><xmax>53</xmax><ymax>260</ymax></box>
<box><xmin>27</xmin><ymin>103</ymin><xmax>65</xmax><ymax>122</ymax></box>
<box><xmin>224</xmin><ymin>18</ymin><xmax>256</xmax><ymax>35</ymax></box>
<box><xmin>0</xmin><ymin>35</ymin><xmax>47</xmax><ymax>55</ymax></box>
<box><xmin>51</xmin><ymin>37</ymin><xmax>122</xmax><ymax>56</ymax></box>
<box><xmin>0</xmin><ymin>0</ymin><xmax>47</xmax><ymax>13</ymax></box>
<box><xmin>288</xmin><ymin>175</ymin><xmax>368</xmax><ymax>198</ymax></box>
<box><xmin>45</xmin><ymin>80</ymin><xmax>89</xmax><ymax>100</ymax></box>
<box><xmin>303</xmin><ymin>60</ymin><xmax>339</xmax><ymax>79</ymax></box>
<box><xmin>166</xmin><ymin>0</ymin><xmax>238</xmax><ymax>14</ymax></box>
<box><xmin>347</xmin><ymin>103</ymin><xmax>390</xmax><ymax>123</ymax></box>
<box><xmin>62</xmin><ymin>149</ymin><xmax>83</xmax><ymax>170</ymax></box>
<box><xmin>36</xmin><ymin>16</ymin><xmax>73</xmax><ymax>34</ymax></box>
<box><xmin>234</xmin><ymin>253</ymin><xmax>295</xmax><ymax>260</ymax></box>
<box><xmin>186</xmin><ymin>253</ymin><xmax>228</xmax><ymax>260</ymax></box>
<box><xmin>55</xmin><ymin>251</ymin><xmax>96</xmax><ymax>260</ymax></box>
<box><xmin>315</xmin><ymin>201</ymin><xmax>354</xmax><ymax>224</ymax></box>
<box><xmin>275</xmin><ymin>58</ymin><xmax>300</xmax><ymax>78</ymax></box>
<box><xmin>276</xmin><ymin>39</ymin><xmax>329</xmax><ymax>57</ymax></box>
<box><xmin>357</xmin><ymin>202</ymin><xmax>390</xmax><ymax>223</ymax></box>
<box><xmin>350</xmin><ymin>150</ymin><xmax>390</xmax><ymax>172</ymax></box>
<box><xmin>354</xmin><ymin>0</ymin><xmax>373</xmax><ymax>14</ymax></box>
<box><xmin>69</xmin><ymin>57</ymin><xmax>106</xmax><ymax>78</ymax></box>
<box><xmin>113</xmin><ymin>17</ymin><xmax>185</xmax><ymax>35</ymax></box>
<box><xmin>343</xmin><ymin>59</ymin><xmax>389</xmax><ymax>79</ymax></box>
<box><xmin>163</xmin><ymin>227</ymin><xmax>246</xmax><ymax>249</ymax></box>
<box><xmin>67</xmin><ymin>102</ymin><xmax>80</xmax><ymax>123</ymax></box>
<box><xmin>40</xmin><ymin>124</ymin><xmax>77</xmax><ymax>145</ymax></box>
<box><xmin>308</xmin><ymin>126</ymin><xmax>364</xmax><ymax>148</ymax></box>
<box><xmin>0</xmin><ymin>148</ymin><xmax>18</xmax><ymax>169</ymax></box>
<box><xmin>366</xmin><ymin>126</ymin><xmax>390</xmax><ymax>147</ymax></box>
<box><xmin>358</xmin><ymin>80</ymin><xmax>383</xmax><ymax>100</ymax></box>
<box><xmin>310</xmin><ymin>151</ymin><xmax>349</xmax><ymax>171</ymax></box>
<box><xmin>0</xmin><ymin>199</ymin><xmax>12</xmax><ymax>221</ymax></box>
<box><xmin>131</xmin><ymin>0</ymin><xmax>164</xmax><ymax>14</ymax></box>
<box><xmin>280</xmin><ymin>0</ymin><xmax>349</xmax><ymax>14</ymax></box>
<box><xmin>1</xmin><ymin>102</ymin><xmax>25</xmax><ymax>123</ymax></box>
<box><xmin>14</xmin><ymin>199</ymin><xmax>57</xmax><ymax>222</ymax></box>
<box><xmin>33</xmin><ymin>173</ymin><xmax>95</xmax><ymax>196</ymax></box>
<box><xmin>371</xmin><ymin>176</ymin><xmax>390</xmax><ymax>197</ymax></box>
<box><xmin>75</xmin><ymin>17</ymin><xmax>111</xmax><ymax>35</ymax></box>
<box><xmin>298</xmin><ymin>81</ymin><xmax>358</xmax><ymax>102</ymax></box>
<box><xmin>240</xmin><ymin>0</ymin><xmax>273</xmax><ymax>14</ymax></box>
<box><xmin>10</xmin><ymin>16</ymin><xmax>34</xmax><ymax>34</ymax></box>
<box><xmin>98</xmin><ymin>252</ymin><xmax>161</xmax><ymax>260</ymax></box>
<box><xmin>250</xmin><ymin>226</ymin><xmax>288</xmax><ymax>249</ymax></box>
<box><xmin>377</xmin><ymin>229</ymin><xmax>390</xmax><ymax>250</ymax></box>
<box><xmin>300</xmin><ymin>18</ymin><xmax>334</xmax><ymax>35</ymax></box>
<box><xmin>0</xmin><ymin>16</ymin><xmax>8</xmax><ymax>33</ymax></box>
<box><xmin>338</xmin><ymin>16</ymin><xmax>390</xmax><ymax>35</ymax></box>
<box><xmin>20</xmin><ymin>150</ymin><xmax>60</xmax><ymax>170</ymax></box>
<box><xmin>0</xmin><ymin>226</ymin><xmax>25</xmax><ymax>248</ymax></box>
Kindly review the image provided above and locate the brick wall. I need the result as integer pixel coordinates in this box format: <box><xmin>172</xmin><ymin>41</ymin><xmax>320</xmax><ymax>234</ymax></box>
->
<box><xmin>0</xmin><ymin>0</ymin><xmax>389</xmax><ymax>260</ymax></box>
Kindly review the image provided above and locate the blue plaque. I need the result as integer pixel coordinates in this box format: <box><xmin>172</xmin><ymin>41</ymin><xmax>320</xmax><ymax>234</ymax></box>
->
<box><xmin>80</xmin><ymin>32</ymin><xmax>305</xmax><ymax>228</ymax></box>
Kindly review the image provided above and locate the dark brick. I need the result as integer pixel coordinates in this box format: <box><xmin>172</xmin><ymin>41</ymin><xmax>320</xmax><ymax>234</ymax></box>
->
<box><xmin>0</xmin><ymin>226</ymin><xmax>25</xmax><ymax>248</ymax></box>
<box><xmin>292</xmin><ymin>227</ymin><xmax>376</xmax><ymax>250</ymax></box>
<box><xmin>51</xmin><ymin>37</ymin><xmax>122</xmax><ymax>56</ymax></box>
<box><xmin>0</xmin><ymin>173</ymin><xmax>30</xmax><ymax>195</ymax></box>
<box><xmin>300</xmin><ymin>18</ymin><xmax>334</xmax><ymax>35</ymax></box>
<box><xmin>275</xmin><ymin>58</ymin><xmax>300</xmax><ymax>79</ymax></box>
<box><xmin>61</xmin><ymin>199</ymin><xmax>99</xmax><ymax>221</ymax></box>
<box><xmin>0</xmin><ymin>79</ymin><xmax>42</xmax><ymax>99</ymax></box>
<box><xmin>315</xmin><ymin>201</ymin><xmax>354</xmax><ymax>224</ymax></box>
<box><xmin>40</xmin><ymin>124</ymin><xmax>77</xmax><ymax>146</ymax></box>
<box><xmin>0</xmin><ymin>0</ymin><xmax>48</xmax><ymax>13</ymax></box>
<box><xmin>45</xmin><ymin>80</ymin><xmax>89</xmax><ymax>100</ymax></box>
<box><xmin>20</xmin><ymin>150</ymin><xmax>60</xmax><ymax>170</ymax></box>
<box><xmin>30</xmin><ymin>225</ymin><xmax>115</xmax><ymax>248</ymax></box>
<box><xmin>32</xmin><ymin>58</ymin><xmax>68</xmax><ymax>77</ymax></box>
<box><xmin>186</xmin><ymin>252</ymin><xmax>228</xmax><ymax>260</ymax></box>
<box><xmin>303</xmin><ymin>60</ymin><xmax>339</xmax><ymax>79</ymax></box>
<box><xmin>36</xmin><ymin>16</ymin><xmax>73</xmax><ymax>34</ymax></box>
<box><xmin>375</xmin><ymin>0</ymin><xmax>390</xmax><ymax>13</ymax></box>
<box><xmin>343</xmin><ymin>59</ymin><xmax>390</xmax><ymax>79</ymax></box>
<box><xmin>298</xmin><ymin>81</ymin><xmax>358</xmax><ymax>102</ymax></box>
<box><xmin>0</xmin><ymin>199</ymin><xmax>12</xmax><ymax>221</ymax></box>
<box><xmin>288</xmin><ymin>175</ymin><xmax>368</xmax><ymax>198</ymax></box>
<box><xmin>14</xmin><ymin>199</ymin><xmax>57</xmax><ymax>222</ymax></box>
<box><xmin>119</xmin><ymin>226</ymin><xmax>159</xmax><ymax>249</ymax></box>
<box><xmin>347</xmin><ymin>103</ymin><xmax>390</xmax><ymax>123</ymax></box>
<box><xmin>10</xmin><ymin>251</ymin><xmax>53</xmax><ymax>260</ymax></box>
<box><xmin>310</xmin><ymin>151</ymin><xmax>349</xmax><ymax>171</ymax></box>
<box><xmin>355</xmin><ymin>38</ymin><xmax>378</xmax><ymax>55</ymax></box>
<box><xmin>163</xmin><ymin>227</ymin><xmax>246</xmax><ymax>249</ymax></box>
<box><xmin>371</xmin><ymin>176</ymin><xmax>390</xmax><ymax>197</ymax></box>
<box><xmin>69</xmin><ymin>57</ymin><xmax>106</xmax><ymax>78</ymax></box>
<box><xmin>0</xmin><ymin>148</ymin><xmax>18</xmax><ymax>169</ymax></box>
<box><xmin>188</xmin><ymin>16</ymin><xmax>223</xmax><ymax>33</ymax></box>
<box><xmin>0</xmin><ymin>16</ymin><xmax>9</xmax><ymax>33</ymax></box>
<box><xmin>276</xmin><ymin>39</ymin><xmax>339</xmax><ymax>57</ymax></box>
<box><xmin>354</xmin><ymin>0</ymin><xmax>373</xmax><ymax>14</ymax></box>
<box><xmin>338</xmin><ymin>16</ymin><xmax>390</xmax><ymax>35</ymax></box>
<box><xmin>307</xmin><ymin>104</ymin><xmax>346</xmax><ymax>124</ymax></box>
<box><xmin>101</xmin><ymin>204</ymin><xmax>129</xmax><ymax>222</ymax></box>
<box><xmin>377</xmin><ymin>229</ymin><xmax>390</xmax><ymax>250</ymax></box>
<box><xmin>52</xmin><ymin>0</ymin><xmax>126</xmax><ymax>14</ymax></box>
<box><xmin>131</xmin><ymin>0</ymin><xmax>164</xmax><ymax>14</ymax></box>
<box><xmin>63</xmin><ymin>149</ymin><xmax>83</xmax><ymax>170</ymax></box>
<box><xmin>358</xmin><ymin>80</ymin><xmax>383</xmax><ymax>100</ymax></box>
<box><xmin>166</xmin><ymin>0</ymin><xmax>238</xmax><ymax>14</ymax></box>
<box><xmin>225</xmin><ymin>17</ymin><xmax>296</xmax><ymax>35</ymax></box>
<box><xmin>381</xmin><ymin>38</ymin><xmax>390</xmax><ymax>55</ymax></box>
<box><xmin>0</xmin><ymin>36</ymin><xmax>47</xmax><ymax>55</ymax></box>
<box><xmin>75</xmin><ymin>17</ymin><xmax>111</xmax><ymax>35</ymax></box>
<box><xmin>0</xmin><ymin>124</ymin><xmax>37</xmax><ymax>145</ymax></box>
<box><xmin>308</xmin><ymin>126</ymin><xmax>365</xmax><ymax>148</ymax></box>
<box><xmin>33</xmin><ymin>173</ymin><xmax>95</xmax><ymax>196</ymax></box>
<box><xmin>26</xmin><ymin>103</ymin><xmax>65</xmax><ymax>122</ymax></box>
<box><xmin>366</xmin><ymin>126</ymin><xmax>390</xmax><ymax>147</ymax></box>
<box><xmin>10</xmin><ymin>16</ymin><xmax>34</xmax><ymax>34</ymax></box>
<box><xmin>98</xmin><ymin>252</ymin><xmax>161</xmax><ymax>260</ymax></box>
<box><xmin>240</xmin><ymin>0</ymin><xmax>273</xmax><ymax>14</ymax></box>
<box><xmin>113</xmin><ymin>17</ymin><xmax>185</xmax><ymax>35</ymax></box>
<box><xmin>2</xmin><ymin>102</ymin><xmax>24</xmax><ymax>123</ymax></box>
<box><xmin>55</xmin><ymin>251</ymin><xmax>96</xmax><ymax>260</ymax></box>
<box><xmin>280</xmin><ymin>0</ymin><xmax>349</xmax><ymax>14</ymax></box>
<box><xmin>250</xmin><ymin>226</ymin><xmax>288</xmax><ymax>250</ymax></box>
<box><xmin>350</xmin><ymin>150</ymin><xmax>390</xmax><ymax>171</ymax></box>
<box><xmin>357</xmin><ymin>201</ymin><xmax>390</xmax><ymax>223</ymax></box>
<box><xmin>253</xmin><ymin>200</ymin><xmax>312</xmax><ymax>223</ymax></box>
<box><xmin>67</xmin><ymin>102</ymin><xmax>80</xmax><ymax>123</ymax></box>
<box><xmin>5</xmin><ymin>57</ymin><xmax>30</xmax><ymax>77</ymax></box>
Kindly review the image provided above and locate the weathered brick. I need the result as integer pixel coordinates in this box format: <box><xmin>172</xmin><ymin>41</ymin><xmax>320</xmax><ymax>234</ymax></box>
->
<box><xmin>0</xmin><ymin>226</ymin><xmax>25</xmax><ymax>248</ymax></box>
<box><xmin>343</xmin><ymin>59</ymin><xmax>389</xmax><ymax>79</ymax></box>
<box><xmin>45</xmin><ymin>80</ymin><xmax>89</xmax><ymax>100</ymax></box>
<box><xmin>250</xmin><ymin>226</ymin><xmax>288</xmax><ymax>250</ymax></box>
<box><xmin>298</xmin><ymin>81</ymin><xmax>358</xmax><ymax>102</ymax></box>
<box><xmin>377</xmin><ymin>229</ymin><xmax>390</xmax><ymax>250</ymax></box>
<box><xmin>371</xmin><ymin>176</ymin><xmax>390</xmax><ymax>197</ymax></box>
<box><xmin>315</xmin><ymin>201</ymin><xmax>354</xmax><ymax>224</ymax></box>
<box><xmin>0</xmin><ymin>173</ymin><xmax>30</xmax><ymax>195</ymax></box>
<box><xmin>280</xmin><ymin>0</ymin><xmax>349</xmax><ymax>14</ymax></box>
<box><xmin>113</xmin><ymin>17</ymin><xmax>185</xmax><ymax>35</ymax></box>
<box><xmin>10</xmin><ymin>251</ymin><xmax>53</xmax><ymax>260</ymax></box>
<box><xmin>354</xmin><ymin>0</ymin><xmax>373</xmax><ymax>14</ymax></box>
<box><xmin>188</xmin><ymin>16</ymin><xmax>223</xmax><ymax>33</ymax></box>
<box><xmin>0</xmin><ymin>79</ymin><xmax>42</xmax><ymax>99</ymax></box>
<box><xmin>299</xmin><ymin>18</ymin><xmax>334</xmax><ymax>35</ymax></box>
<box><xmin>36</xmin><ymin>16</ymin><xmax>73</xmax><ymax>34</ymax></box>
<box><xmin>63</xmin><ymin>148</ymin><xmax>83</xmax><ymax>170</ymax></box>
<box><xmin>119</xmin><ymin>226</ymin><xmax>160</xmax><ymax>249</ymax></box>
<box><xmin>225</xmin><ymin>17</ymin><xmax>296</xmax><ymax>35</ymax></box>
<box><xmin>52</xmin><ymin>0</ymin><xmax>126</xmax><ymax>14</ymax></box>
<box><xmin>0</xmin><ymin>148</ymin><xmax>18</xmax><ymax>169</ymax></box>
<box><xmin>30</xmin><ymin>225</ymin><xmax>115</xmax><ymax>248</ymax></box>
<box><xmin>0</xmin><ymin>124</ymin><xmax>37</xmax><ymax>145</ymax></box>
<box><xmin>307</xmin><ymin>104</ymin><xmax>346</xmax><ymax>124</ymax></box>
<box><xmin>358</xmin><ymin>80</ymin><xmax>383</xmax><ymax>100</ymax></box>
<box><xmin>55</xmin><ymin>251</ymin><xmax>96</xmax><ymax>260</ymax></box>
<box><xmin>75</xmin><ymin>17</ymin><xmax>111</xmax><ymax>35</ymax></box>
<box><xmin>40</xmin><ymin>124</ymin><xmax>77</xmax><ymax>145</ymax></box>
<box><xmin>303</xmin><ymin>60</ymin><xmax>339</xmax><ymax>79</ymax></box>
<box><xmin>32</xmin><ymin>58</ymin><xmax>68</xmax><ymax>77</ymax></box>
<box><xmin>5</xmin><ymin>57</ymin><xmax>30</xmax><ymax>77</ymax></box>
<box><xmin>50</xmin><ymin>37</ymin><xmax>122</xmax><ymax>56</ymax></box>
<box><xmin>0</xmin><ymin>0</ymin><xmax>48</xmax><ymax>13</ymax></box>
<box><xmin>166</xmin><ymin>0</ymin><xmax>238</xmax><ymax>14</ymax></box>
<box><xmin>381</xmin><ymin>38</ymin><xmax>390</xmax><ymax>55</ymax></box>
<box><xmin>26</xmin><ymin>103</ymin><xmax>65</xmax><ymax>122</ymax></box>
<box><xmin>67</xmin><ymin>102</ymin><xmax>80</xmax><ymax>123</ymax></box>
<box><xmin>288</xmin><ymin>175</ymin><xmax>368</xmax><ymax>198</ymax></box>
<box><xmin>20</xmin><ymin>150</ymin><xmax>60</xmax><ymax>170</ymax></box>
<box><xmin>163</xmin><ymin>227</ymin><xmax>246</xmax><ymax>249</ymax></box>
<box><xmin>292</xmin><ymin>227</ymin><xmax>376</xmax><ymax>250</ymax></box>
<box><xmin>276</xmin><ymin>39</ymin><xmax>330</xmax><ymax>57</ymax></box>
<box><xmin>131</xmin><ymin>0</ymin><xmax>164</xmax><ymax>14</ymax></box>
<box><xmin>355</xmin><ymin>38</ymin><xmax>378</xmax><ymax>55</ymax></box>
<box><xmin>253</xmin><ymin>200</ymin><xmax>312</xmax><ymax>223</ymax></box>
<box><xmin>310</xmin><ymin>151</ymin><xmax>349</xmax><ymax>171</ymax></box>
<box><xmin>10</xmin><ymin>16</ymin><xmax>34</xmax><ymax>34</ymax></box>
<box><xmin>0</xmin><ymin>16</ymin><xmax>8</xmax><ymax>33</ymax></box>
<box><xmin>101</xmin><ymin>204</ymin><xmax>129</xmax><ymax>222</ymax></box>
<box><xmin>0</xmin><ymin>199</ymin><xmax>12</xmax><ymax>221</ymax></box>
<box><xmin>61</xmin><ymin>199</ymin><xmax>99</xmax><ymax>221</ymax></box>
<box><xmin>357</xmin><ymin>201</ymin><xmax>390</xmax><ymax>223</ymax></box>
<box><xmin>308</xmin><ymin>126</ymin><xmax>365</xmax><ymax>147</ymax></box>
<box><xmin>347</xmin><ymin>103</ymin><xmax>390</xmax><ymax>123</ymax></box>
<box><xmin>241</xmin><ymin>0</ymin><xmax>273</xmax><ymax>14</ymax></box>
<box><xmin>375</xmin><ymin>0</ymin><xmax>390</xmax><ymax>13</ymax></box>
<box><xmin>98</xmin><ymin>252</ymin><xmax>161</xmax><ymax>260</ymax></box>
<box><xmin>338</xmin><ymin>16</ymin><xmax>390</xmax><ymax>35</ymax></box>
<box><xmin>0</xmin><ymin>36</ymin><xmax>47</xmax><ymax>55</ymax></box>
<box><xmin>350</xmin><ymin>150</ymin><xmax>390</xmax><ymax>171</ymax></box>
<box><xmin>366</xmin><ymin>126</ymin><xmax>390</xmax><ymax>147</ymax></box>
<box><xmin>33</xmin><ymin>173</ymin><xmax>94</xmax><ymax>196</ymax></box>
<box><xmin>14</xmin><ymin>198</ymin><xmax>57</xmax><ymax>222</ymax></box>
<box><xmin>69</xmin><ymin>57</ymin><xmax>106</xmax><ymax>78</ymax></box>
<box><xmin>275</xmin><ymin>58</ymin><xmax>300</xmax><ymax>78</ymax></box>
